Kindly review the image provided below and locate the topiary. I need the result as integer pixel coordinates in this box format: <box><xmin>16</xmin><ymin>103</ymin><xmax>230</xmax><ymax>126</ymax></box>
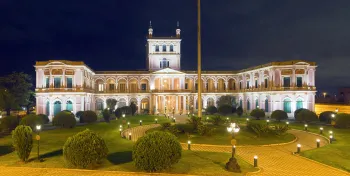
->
<box><xmin>130</xmin><ymin>102</ymin><xmax>137</xmax><ymax>116</ymax></box>
<box><xmin>38</xmin><ymin>114</ymin><xmax>50</xmax><ymax>124</ymax></box>
<box><xmin>120</xmin><ymin>106</ymin><xmax>132</xmax><ymax>115</ymax></box>
<box><xmin>12</xmin><ymin>125</ymin><xmax>33</xmax><ymax>162</ymax></box>
<box><xmin>246</xmin><ymin>121</ymin><xmax>269</xmax><ymax>137</ymax></box>
<box><xmin>319</xmin><ymin>111</ymin><xmax>334</xmax><ymax>124</ymax></box>
<box><xmin>0</xmin><ymin>115</ymin><xmax>19</xmax><ymax>131</ymax></box>
<box><xmin>52</xmin><ymin>111</ymin><xmax>76</xmax><ymax>128</ymax></box>
<box><xmin>218</xmin><ymin>104</ymin><xmax>232</xmax><ymax>115</ymax></box>
<box><xmin>294</xmin><ymin>108</ymin><xmax>307</xmax><ymax>119</ymax></box>
<box><xmin>211</xmin><ymin>115</ymin><xmax>223</xmax><ymax>126</ymax></box>
<box><xmin>271</xmin><ymin>110</ymin><xmax>288</xmax><ymax>122</ymax></box>
<box><xmin>133</xmin><ymin>131</ymin><xmax>182</xmax><ymax>172</ymax></box>
<box><xmin>115</xmin><ymin>108</ymin><xmax>122</xmax><ymax>119</ymax></box>
<box><xmin>197</xmin><ymin>124</ymin><xmax>215</xmax><ymax>136</ymax></box>
<box><xmin>295</xmin><ymin>109</ymin><xmax>318</xmax><ymax>123</ymax></box>
<box><xmin>20</xmin><ymin>114</ymin><xmax>43</xmax><ymax>129</ymax></box>
<box><xmin>250</xmin><ymin>109</ymin><xmax>265</xmax><ymax>120</ymax></box>
<box><xmin>102</xmin><ymin>109</ymin><xmax>110</xmax><ymax>123</ymax></box>
<box><xmin>63</xmin><ymin>129</ymin><xmax>108</xmax><ymax>168</ymax></box>
<box><xmin>76</xmin><ymin>111</ymin><xmax>85</xmax><ymax>122</ymax></box>
<box><xmin>236</xmin><ymin>106</ymin><xmax>243</xmax><ymax>117</ymax></box>
<box><xmin>186</xmin><ymin>116</ymin><xmax>202</xmax><ymax>130</ymax></box>
<box><xmin>206</xmin><ymin>106</ymin><xmax>218</xmax><ymax>115</ymax></box>
<box><xmin>334</xmin><ymin>113</ymin><xmax>350</xmax><ymax>128</ymax></box>
<box><xmin>82</xmin><ymin>111</ymin><xmax>98</xmax><ymax>123</ymax></box>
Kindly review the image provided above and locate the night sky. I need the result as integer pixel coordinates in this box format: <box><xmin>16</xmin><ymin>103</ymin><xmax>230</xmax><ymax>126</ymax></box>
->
<box><xmin>1</xmin><ymin>0</ymin><xmax>350</xmax><ymax>94</ymax></box>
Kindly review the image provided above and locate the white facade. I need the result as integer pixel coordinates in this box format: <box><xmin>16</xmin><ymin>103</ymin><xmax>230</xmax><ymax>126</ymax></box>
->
<box><xmin>35</xmin><ymin>25</ymin><xmax>317</xmax><ymax>121</ymax></box>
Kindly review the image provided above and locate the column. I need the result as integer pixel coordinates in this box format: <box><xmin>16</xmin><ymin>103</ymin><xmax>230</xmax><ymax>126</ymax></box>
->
<box><xmin>292</xmin><ymin>69</ymin><xmax>296</xmax><ymax>87</ymax></box>
<box><xmin>104</xmin><ymin>83</ymin><xmax>107</xmax><ymax>93</ymax></box>
<box><xmin>49</xmin><ymin>101</ymin><xmax>54</xmax><ymax>120</ymax></box>
<box><xmin>172</xmin><ymin>77</ymin><xmax>175</xmax><ymax>90</ymax></box>
<box><xmin>163</xmin><ymin>95</ymin><xmax>166</xmax><ymax>114</ymax></box>
<box><xmin>175</xmin><ymin>95</ymin><xmax>179</xmax><ymax>113</ymax></box>
<box><xmin>160</xmin><ymin>77</ymin><xmax>163</xmax><ymax>90</ymax></box>
<box><xmin>62</xmin><ymin>69</ymin><xmax>66</xmax><ymax>87</ymax></box>
<box><xmin>183</xmin><ymin>95</ymin><xmax>187</xmax><ymax>113</ymax></box>
<box><xmin>137</xmin><ymin>99</ymin><xmax>141</xmax><ymax>114</ymax></box>
<box><xmin>50</xmin><ymin>69</ymin><xmax>53</xmax><ymax>88</ymax></box>
<box><xmin>81</xmin><ymin>96</ymin><xmax>85</xmax><ymax>112</ymax></box>
<box><xmin>155</xmin><ymin>95</ymin><xmax>158</xmax><ymax>113</ymax></box>
<box><xmin>126</xmin><ymin>79</ymin><xmax>129</xmax><ymax>92</ymax></box>
<box><xmin>225</xmin><ymin>81</ymin><xmax>228</xmax><ymax>92</ymax></box>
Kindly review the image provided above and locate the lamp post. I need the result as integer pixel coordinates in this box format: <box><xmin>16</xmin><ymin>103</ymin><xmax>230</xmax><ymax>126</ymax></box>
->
<box><xmin>119</xmin><ymin>128</ymin><xmax>122</xmax><ymax>136</ymax></box>
<box><xmin>304</xmin><ymin>124</ymin><xmax>308</xmax><ymax>131</ymax></box>
<box><xmin>254</xmin><ymin>155</ymin><xmax>258</xmax><ymax>167</ymax></box>
<box><xmin>36</xmin><ymin>125</ymin><xmax>42</xmax><ymax>161</ymax></box>
<box><xmin>0</xmin><ymin>115</ymin><xmax>2</xmax><ymax>125</ymax></box>
<box><xmin>320</xmin><ymin>127</ymin><xmax>323</xmax><ymax>134</ymax></box>
<box><xmin>316</xmin><ymin>139</ymin><xmax>320</xmax><ymax>148</ymax></box>
<box><xmin>139</xmin><ymin>120</ymin><xmax>142</xmax><ymax>126</ymax></box>
<box><xmin>188</xmin><ymin>140</ymin><xmax>191</xmax><ymax>150</ymax></box>
<box><xmin>155</xmin><ymin>118</ymin><xmax>158</xmax><ymax>124</ymax></box>
<box><xmin>286</xmin><ymin>121</ymin><xmax>289</xmax><ymax>127</ymax></box>
<box><xmin>127</xmin><ymin>122</ymin><xmax>130</xmax><ymax>128</ymax></box>
<box><xmin>173</xmin><ymin>117</ymin><xmax>176</xmax><ymax>123</ymax></box>
<box><xmin>227</xmin><ymin>123</ymin><xmax>240</xmax><ymax>156</ymax></box>
<box><xmin>297</xmin><ymin>144</ymin><xmax>301</xmax><ymax>153</ymax></box>
<box><xmin>330</xmin><ymin>135</ymin><xmax>333</xmax><ymax>143</ymax></box>
<box><xmin>266</xmin><ymin>119</ymin><xmax>270</xmax><ymax>126</ymax></box>
<box><xmin>128</xmin><ymin>133</ymin><xmax>132</xmax><ymax>140</ymax></box>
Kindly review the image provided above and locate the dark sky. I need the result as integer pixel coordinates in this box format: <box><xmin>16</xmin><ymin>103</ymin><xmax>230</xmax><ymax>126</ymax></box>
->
<box><xmin>1</xmin><ymin>0</ymin><xmax>350</xmax><ymax>94</ymax></box>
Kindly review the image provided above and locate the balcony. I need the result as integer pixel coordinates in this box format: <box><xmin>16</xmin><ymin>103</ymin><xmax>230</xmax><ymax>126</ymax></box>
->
<box><xmin>36</xmin><ymin>88</ymin><xmax>94</xmax><ymax>93</ymax></box>
<box><xmin>151</xmin><ymin>89</ymin><xmax>192</xmax><ymax>93</ymax></box>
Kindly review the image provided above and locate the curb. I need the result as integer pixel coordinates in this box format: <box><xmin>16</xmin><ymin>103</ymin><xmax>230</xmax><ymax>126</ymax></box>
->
<box><xmin>245</xmin><ymin>167</ymin><xmax>263</xmax><ymax>176</ymax></box>
<box><xmin>290</xmin><ymin>129</ymin><xmax>330</xmax><ymax>144</ymax></box>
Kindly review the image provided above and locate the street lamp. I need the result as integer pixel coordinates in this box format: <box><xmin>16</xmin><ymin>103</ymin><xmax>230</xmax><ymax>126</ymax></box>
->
<box><xmin>36</xmin><ymin>125</ymin><xmax>42</xmax><ymax>161</ymax></box>
<box><xmin>227</xmin><ymin>122</ymin><xmax>240</xmax><ymax>142</ymax></box>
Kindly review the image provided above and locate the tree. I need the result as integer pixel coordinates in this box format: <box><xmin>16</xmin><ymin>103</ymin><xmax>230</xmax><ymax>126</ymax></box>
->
<box><xmin>206</xmin><ymin>105</ymin><xmax>218</xmax><ymax>114</ymax></box>
<box><xmin>106</xmin><ymin>99</ymin><xmax>117</xmax><ymax>113</ymax></box>
<box><xmin>271</xmin><ymin>110</ymin><xmax>288</xmax><ymax>122</ymax></box>
<box><xmin>236</xmin><ymin>106</ymin><xmax>243</xmax><ymax>117</ymax></box>
<box><xmin>24</xmin><ymin>92</ymin><xmax>36</xmax><ymax>115</ymax></box>
<box><xmin>295</xmin><ymin>109</ymin><xmax>318</xmax><ymax>123</ymax></box>
<box><xmin>250</xmin><ymin>109</ymin><xmax>265</xmax><ymax>120</ymax></box>
<box><xmin>130</xmin><ymin>102</ymin><xmax>137</xmax><ymax>116</ymax></box>
<box><xmin>218</xmin><ymin>104</ymin><xmax>232</xmax><ymax>115</ymax></box>
<box><xmin>0</xmin><ymin>72</ymin><xmax>33</xmax><ymax>116</ymax></box>
<box><xmin>216</xmin><ymin>95</ymin><xmax>236</xmax><ymax>107</ymax></box>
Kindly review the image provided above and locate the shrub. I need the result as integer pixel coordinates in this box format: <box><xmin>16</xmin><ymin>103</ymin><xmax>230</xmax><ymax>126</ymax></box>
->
<box><xmin>130</xmin><ymin>102</ymin><xmax>137</xmax><ymax>116</ymax></box>
<box><xmin>294</xmin><ymin>108</ymin><xmax>307</xmax><ymax>118</ymax></box>
<box><xmin>52</xmin><ymin>111</ymin><xmax>76</xmax><ymax>128</ymax></box>
<box><xmin>334</xmin><ymin>113</ymin><xmax>350</xmax><ymax>128</ymax></box>
<box><xmin>63</xmin><ymin>129</ymin><xmax>108</xmax><ymax>168</ymax></box>
<box><xmin>197</xmin><ymin>124</ymin><xmax>215</xmax><ymax>136</ymax></box>
<box><xmin>218</xmin><ymin>104</ymin><xmax>232</xmax><ymax>115</ymax></box>
<box><xmin>212</xmin><ymin>115</ymin><xmax>223</xmax><ymax>126</ymax></box>
<box><xmin>206</xmin><ymin>106</ymin><xmax>218</xmax><ymax>115</ymax></box>
<box><xmin>295</xmin><ymin>109</ymin><xmax>318</xmax><ymax>123</ymax></box>
<box><xmin>166</xmin><ymin>126</ymin><xmax>180</xmax><ymax>136</ymax></box>
<box><xmin>319</xmin><ymin>111</ymin><xmax>334</xmax><ymax>124</ymax></box>
<box><xmin>270</xmin><ymin>124</ymin><xmax>289</xmax><ymax>136</ymax></box>
<box><xmin>76</xmin><ymin>111</ymin><xmax>84</xmax><ymax>122</ymax></box>
<box><xmin>271</xmin><ymin>110</ymin><xmax>288</xmax><ymax>122</ymax></box>
<box><xmin>236</xmin><ymin>106</ymin><xmax>243</xmax><ymax>117</ymax></box>
<box><xmin>187</xmin><ymin>116</ymin><xmax>202</xmax><ymax>130</ymax></box>
<box><xmin>102</xmin><ymin>109</ymin><xmax>110</xmax><ymax>123</ymax></box>
<box><xmin>250</xmin><ymin>109</ymin><xmax>265</xmax><ymax>120</ymax></box>
<box><xmin>0</xmin><ymin>115</ymin><xmax>19</xmax><ymax>131</ymax></box>
<box><xmin>115</xmin><ymin>108</ymin><xmax>122</xmax><ymax>119</ymax></box>
<box><xmin>20</xmin><ymin>114</ymin><xmax>43</xmax><ymax>129</ymax></box>
<box><xmin>12</xmin><ymin>125</ymin><xmax>33</xmax><ymax>162</ymax></box>
<box><xmin>120</xmin><ymin>106</ymin><xmax>132</xmax><ymax>115</ymax></box>
<box><xmin>161</xmin><ymin>122</ymin><xmax>171</xmax><ymax>130</ymax></box>
<box><xmin>38</xmin><ymin>114</ymin><xmax>50</xmax><ymax>124</ymax></box>
<box><xmin>246</xmin><ymin>121</ymin><xmax>269</xmax><ymax>137</ymax></box>
<box><xmin>133</xmin><ymin>131</ymin><xmax>182</xmax><ymax>172</ymax></box>
<box><xmin>82</xmin><ymin>111</ymin><xmax>98</xmax><ymax>123</ymax></box>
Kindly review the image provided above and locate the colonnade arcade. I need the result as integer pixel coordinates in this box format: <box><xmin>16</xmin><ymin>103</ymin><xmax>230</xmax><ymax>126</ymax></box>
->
<box><xmin>94</xmin><ymin>95</ymin><xmax>150</xmax><ymax>114</ymax></box>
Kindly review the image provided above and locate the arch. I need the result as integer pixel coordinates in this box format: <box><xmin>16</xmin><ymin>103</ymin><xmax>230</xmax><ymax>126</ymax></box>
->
<box><xmin>95</xmin><ymin>79</ymin><xmax>105</xmax><ymax>92</ymax></box>
<box><xmin>66</xmin><ymin>100</ymin><xmax>73</xmax><ymax>111</ymax></box>
<box><xmin>118</xmin><ymin>98</ymin><xmax>127</xmax><ymax>107</ymax></box>
<box><xmin>160</xmin><ymin>58</ymin><xmax>169</xmax><ymax>68</ymax></box>
<box><xmin>265</xmin><ymin>99</ymin><xmax>268</xmax><ymax>112</ymax></box>
<box><xmin>45</xmin><ymin>101</ymin><xmax>50</xmax><ymax>116</ymax></box>
<box><xmin>141</xmin><ymin>98</ymin><xmax>149</xmax><ymax>111</ymax></box>
<box><xmin>296</xmin><ymin>97</ymin><xmax>303</xmax><ymax>110</ymax></box>
<box><xmin>247</xmin><ymin>99</ymin><xmax>250</xmax><ymax>110</ymax></box>
<box><xmin>129</xmin><ymin>98</ymin><xmax>137</xmax><ymax>105</ymax></box>
<box><xmin>128</xmin><ymin>78</ymin><xmax>138</xmax><ymax>93</ymax></box>
<box><xmin>217</xmin><ymin>78</ymin><xmax>225</xmax><ymax>91</ymax></box>
<box><xmin>255</xmin><ymin>99</ymin><xmax>259</xmax><ymax>108</ymax></box>
<box><xmin>283</xmin><ymin>98</ymin><xmax>292</xmax><ymax>113</ymax></box>
<box><xmin>228</xmin><ymin>78</ymin><xmax>236</xmax><ymax>90</ymax></box>
<box><xmin>207</xmin><ymin>78</ymin><xmax>215</xmax><ymax>92</ymax></box>
<box><xmin>118</xmin><ymin>79</ymin><xmax>127</xmax><ymax>93</ymax></box>
<box><xmin>207</xmin><ymin>97</ymin><xmax>215</xmax><ymax>107</ymax></box>
<box><xmin>53</xmin><ymin>101</ymin><xmax>62</xmax><ymax>116</ymax></box>
<box><xmin>162</xmin><ymin>44</ymin><xmax>167</xmax><ymax>52</ymax></box>
<box><xmin>239</xmin><ymin>99</ymin><xmax>243</xmax><ymax>107</ymax></box>
<box><xmin>96</xmin><ymin>98</ymin><xmax>104</xmax><ymax>110</ymax></box>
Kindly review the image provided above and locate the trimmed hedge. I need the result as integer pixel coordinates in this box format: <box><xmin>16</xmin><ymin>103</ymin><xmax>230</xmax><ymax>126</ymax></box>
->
<box><xmin>294</xmin><ymin>108</ymin><xmax>307</xmax><ymax>118</ymax></box>
<box><xmin>63</xmin><ymin>129</ymin><xmax>108</xmax><ymax>168</ymax></box>
<box><xmin>102</xmin><ymin>109</ymin><xmax>110</xmax><ymax>123</ymax></box>
<box><xmin>81</xmin><ymin>111</ymin><xmax>98</xmax><ymax>123</ymax></box>
<box><xmin>236</xmin><ymin>106</ymin><xmax>243</xmax><ymax>117</ymax></box>
<box><xmin>250</xmin><ymin>109</ymin><xmax>265</xmax><ymax>120</ymax></box>
<box><xmin>133</xmin><ymin>131</ymin><xmax>182</xmax><ymax>172</ymax></box>
<box><xmin>53</xmin><ymin>111</ymin><xmax>76</xmax><ymax>128</ymax></box>
<box><xmin>12</xmin><ymin>125</ymin><xmax>33</xmax><ymax>162</ymax></box>
<box><xmin>206</xmin><ymin>106</ymin><xmax>218</xmax><ymax>115</ymax></box>
<box><xmin>0</xmin><ymin>115</ymin><xmax>19</xmax><ymax>131</ymax></box>
<box><xmin>271</xmin><ymin>110</ymin><xmax>288</xmax><ymax>122</ymax></box>
<box><xmin>334</xmin><ymin>113</ymin><xmax>350</xmax><ymax>128</ymax></box>
<box><xmin>319</xmin><ymin>111</ymin><xmax>334</xmax><ymax>124</ymax></box>
<box><xmin>218</xmin><ymin>104</ymin><xmax>232</xmax><ymax>115</ymax></box>
<box><xmin>38</xmin><ymin>114</ymin><xmax>50</xmax><ymax>124</ymax></box>
<box><xmin>295</xmin><ymin>109</ymin><xmax>318</xmax><ymax>123</ymax></box>
<box><xmin>20</xmin><ymin>114</ymin><xmax>43</xmax><ymax>129</ymax></box>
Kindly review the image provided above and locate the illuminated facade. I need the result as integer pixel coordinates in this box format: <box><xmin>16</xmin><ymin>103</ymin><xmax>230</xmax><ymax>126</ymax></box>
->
<box><xmin>35</xmin><ymin>24</ymin><xmax>317</xmax><ymax>121</ymax></box>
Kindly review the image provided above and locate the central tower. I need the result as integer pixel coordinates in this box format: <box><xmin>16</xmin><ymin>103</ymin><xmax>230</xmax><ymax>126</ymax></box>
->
<box><xmin>146</xmin><ymin>21</ymin><xmax>182</xmax><ymax>71</ymax></box>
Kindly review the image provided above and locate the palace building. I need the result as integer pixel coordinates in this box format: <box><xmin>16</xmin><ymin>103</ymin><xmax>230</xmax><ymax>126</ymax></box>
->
<box><xmin>35</xmin><ymin>24</ymin><xmax>317</xmax><ymax>121</ymax></box>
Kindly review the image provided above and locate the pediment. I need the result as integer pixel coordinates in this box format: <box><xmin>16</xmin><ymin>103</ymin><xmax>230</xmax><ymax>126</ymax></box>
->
<box><xmin>151</xmin><ymin>68</ymin><xmax>185</xmax><ymax>74</ymax></box>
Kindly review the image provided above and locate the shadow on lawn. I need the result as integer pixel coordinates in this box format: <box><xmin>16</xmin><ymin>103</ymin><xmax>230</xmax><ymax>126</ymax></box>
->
<box><xmin>107</xmin><ymin>151</ymin><xmax>132</xmax><ymax>164</ymax></box>
<box><xmin>40</xmin><ymin>149</ymin><xmax>63</xmax><ymax>159</ymax></box>
<box><xmin>0</xmin><ymin>145</ymin><xmax>14</xmax><ymax>156</ymax></box>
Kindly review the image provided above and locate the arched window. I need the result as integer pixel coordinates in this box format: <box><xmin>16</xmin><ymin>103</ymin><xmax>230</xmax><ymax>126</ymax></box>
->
<box><xmin>296</xmin><ymin>99</ymin><xmax>303</xmax><ymax>110</ymax></box>
<box><xmin>54</xmin><ymin>101</ymin><xmax>62</xmax><ymax>116</ymax></box>
<box><xmin>162</xmin><ymin>45</ymin><xmax>166</xmax><ymax>52</ymax></box>
<box><xmin>239</xmin><ymin>99</ymin><xmax>243</xmax><ymax>107</ymax></box>
<box><xmin>265</xmin><ymin>99</ymin><xmax>268</xmax><ymax>112</ymax></box>
<box><xmin>155</xmin><ymin>45</ymin><xmax>159</xmax><ymax>52</ymax></box>
<box><xmin>255</xmin><ymin>99</ymin><xmax>259</xmax><ymax>108</ymax></box>
<box><xmin>170</xmin><ymin>45</ymin><xmax>174</xmax><ymax>52</ymax></box>
<box><xmin>66</xmin><ymin>100</ymin><xmax>73</xmax><ymax>111</ymax></box>
<box><xmin>96</xmin><ymin>99</ymin><xmax>104</xmax><ymax>110</ymax></box>
<box><xmin>160</xmin><ymin>58</ymin><xmax>168</xmax><ymax>68</ymax></box>
<box><xmin>247</xmin><ymin>99</ymin><xmax>250</xmax><ymax>110</ymax></box>
<box><xmin>45</xmin><ymin>101</ymin><xmax>50</xmax><ymax>116</ymax></box>
<box><xmin>283</xmin><ymin>98</ymin><xmax>292</xmax><ymax>113</ymax></box>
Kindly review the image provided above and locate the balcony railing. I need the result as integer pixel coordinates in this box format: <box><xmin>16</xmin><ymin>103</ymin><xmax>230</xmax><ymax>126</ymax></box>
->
<box><xmin>36</xmin><ymin>88</ymin><xmax>94</xmax><ymax>93</ymax></box>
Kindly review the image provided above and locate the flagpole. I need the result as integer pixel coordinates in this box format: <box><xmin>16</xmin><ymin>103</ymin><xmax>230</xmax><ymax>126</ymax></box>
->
<box><xmin>197</xmin><ymin>0</ymin><xmax>202</xmax><ymax>118</ymax></box>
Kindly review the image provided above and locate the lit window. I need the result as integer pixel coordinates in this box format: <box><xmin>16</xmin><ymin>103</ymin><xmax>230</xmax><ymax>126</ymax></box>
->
<box><xmin>45</xmin><ymin>77</ymin><xmax>50</xmax><ymax>88</ymax></box>
<box><xmin>66</xmin><ymin>78</ymin><xmax>73</xmax><ymax>88</ymax></box>
<box><xmin>162</xmin><ymin>45</ymin><xmax>166</xmax><ymax>52</ymax></box>
<box><xmin>170</xmin><ymin>45</ymin><xmax>174</xmax><ymax>52</ymax></box>
<box><xmin>264</xmin><ymin>78</ymin><xmax>268</xmax><ymax>88</ymax></box>
<box><xmin>155</xmin><ymin>45</ymin><xmax>159</xmax><ymax>52</ymax></box>
<box><xmin>98</xmin><ymin>84</ymin><xmax>104</xmax><ymax>91</ymax></box>
<box><xmin>54</xmin><ymin>77</ymin><xmax>61</xmax><ymax>88</ymax></box>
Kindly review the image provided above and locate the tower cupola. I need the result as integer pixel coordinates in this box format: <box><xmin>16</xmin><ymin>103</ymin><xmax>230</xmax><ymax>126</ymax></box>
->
<box><xmin>148</xmin><ymin>21</ymin><xmax>153</xmax><ymax>38</ymax></box>
<box><xmin>176</xmin><ymin>21</ymin><xmax>181</xmax><ymax>38</ymax></box>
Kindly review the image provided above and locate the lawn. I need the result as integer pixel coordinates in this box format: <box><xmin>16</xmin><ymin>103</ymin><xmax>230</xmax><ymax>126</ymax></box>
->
<box><xmin>0</xmin><ymin>115</ymin><xmax>257</xmax><ymax>175</ymax></box>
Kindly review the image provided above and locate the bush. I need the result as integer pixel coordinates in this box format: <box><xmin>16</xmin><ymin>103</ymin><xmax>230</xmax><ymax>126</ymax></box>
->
<box><xmin>12</xmin><ymin>125</ymin><xmax>33</xmax><ymax>162</ymax></box>
<box><xmin>120</xmin><ymin>106</ymin><xmax>132</xmax><ymax>115</ymax></box>
<box><xmin>187</xmin><ymin>116</ymin><xmax>202</xmax><ymax>130</ymax></box>
<box><xmin>161</xmin><ymin>122</ymin><xmax>171</xmax><ymax>129</ymax></box>
<box><xmin>115</xmin><ymin>108</ymin><xmax>122</xmax><ymax>119</ymax></box>
<box><xmin>334</xmin><ymin>113</ymin><xmax>350</xmax><ymax>128</ymax></box>
<box><xmin>270</xmin><ymin>124</ymin><xmax>289</xmax><ymax>136</ymax></box>
<box><xmin>206</xmin><ymin>106</ymin><xmax>218</xmax><ymax>115</ymax></box>
<box><xmin>250</xmin><ymin>109</ymin><xmax>265</xmax><ymax>120</ymax></box>
<box><xmin>271</xmin><ymin>110</ymin><xmax>288</xmax><ymax>122</ymax></box>
<box><xmin>82</xmin><ymin>111</ymin><xmax>98</xmax><ymax>123</ymax></box>
<box><xmin>319</xmin><ymin>111</ymin><xmax>334</xmax><ymax>124</ymax></box>
<box><xmin>294</xmin><ymin>108</ymin><xmax>307</xmax><ymax>118</ymax></box>
<box><xmin>218</xmin><ymin>104</ymin><xmax>232</xmax><ymax>115</ymax></box>
<box><xmin>246</xmin><ymin>121</ymin><xmax>269</xmax><ymax>137</ymax></box>
<box><xmin>20</xmin><ymin>114</ymin><xmax>43</xmax><ymax>129</ymax></box>
<box><xmin>52</xmin><ymin>111</ymin><xmax>76</xmax><ymax>128</ymax></box>
<box><xmin>236</xmin><ymin>106</ymin><xmax>243</xmax><ymax>117</ymax></box>
<box><xmin>166</xmin><ymin>126</ymin><xmax>180</xmax><ymax>136</ymax></box>
<box><xmin>295</xmin><ymin>109</ymin><xmax>318</xmax><ymax>123</ymax></box>
<box><xmin>0</xmin><ymin>115</ymin><xmax>19</xmax><ymax>131</ymax></box>
<box><xmin>63</xmin><ymin>129</ymin><xmax>108</xmax><ymax>168</ymax></box>
<box><xmin>76</xmin><ymin>111</ymin><xmax>84</xmax><ymax>122</ymax></box>
<box><xmin>38</xmin><ymin>114</ymin><xmax>50</xmax><ymax>124</ymax></box>
<box><xmin>133</xmin><ymin>131</ymin><xmax>182</xmax><ymax>172</ymax></box>
<box><xmin>197</xmin><ymin>124</ymin><xmax>215</xmax><ymax>136</ymax></box>
<box><xmin>130</xmin><ymin>102</ymin><xmax>137</xmax><ymax>116</ymax></box>
<box><xmin>102</xmin><ymin>109</ymin><xmax>110</xmax><ymax>123</ymax></box>
<box><xmin>212</xmin><ymin>115</ymin><xmax>223</xmax><ymax>126</ymax></box>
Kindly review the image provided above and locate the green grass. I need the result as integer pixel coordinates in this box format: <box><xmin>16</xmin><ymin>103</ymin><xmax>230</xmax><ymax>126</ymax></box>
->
<box><xmin>286</xmin><ymin>122</ymin><xmax>350</xmax><ymax>172</ymax></box>
<box><xmin>0</xmin><ymin>115</ymin><xmax>256</xmax><ymax>175</ymax></box>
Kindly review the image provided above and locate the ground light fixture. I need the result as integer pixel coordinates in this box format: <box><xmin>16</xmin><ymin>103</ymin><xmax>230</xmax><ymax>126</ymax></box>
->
<box><xmin>254</xmin><ymin>155</ymin><xmax>258</xmax><ymax>167</ymax></box>
<box><xmin>331</xmin><ymin>114</ymin><xmax>335</xmax><ymax>118</ymax></box>
<box><xmin>139</xmin><ymin>120</ymin><xmax>142</xmax><ymax>126</ymax></box>
<box><xmin>246</xmin><ymin>118</ymin><xmax>249</xmax><ymax>121</ymax></box>
<box><xmin>316</xmin><ymin>139</ymin><xmax>320</xmax><ymax>148</ymax></box>
<box><xmin>119</xmin><ymin>128</ymin><xmax>122</xmax><ymax>136</ymax></box>
<box><xmin>266</xmin><ymin>119</ymin><xmax>270</xmax><ymax>125</ymax></box>
<box><xmin>122</xmin><ymin>114</ymin><xmax>125</xmax><ymax>118</ymax></box>
<box><xmin>155</xmin><ymin>118</ymin><xmax>158</xmax><ymax>124</ymax></box>
<box><xmin>127</xmin><ymin>122</ymin><xmax>130</xmax><ymax>128</ymax></box>
<box><xmin>330</xmin><ymin>135</ymin><xmax>333</xmax><ymax>143</ymax></box>
<box><xmin>173</xmin><ymin>117</ymin><xmax>176</xmax><ymax>123</ymax></box>
<box><xmin>188</xmin><ymin>140</ymin><xmax>191</xmax><ymax>150</ymax></box>
<box><xmin>36</xmin><ymin>125</ymin><xmax>42</xmax><ymax>161</ymax></box>
<box><xmin>128</xmin><ymin>133</ymin><xmax>132</xmax><ymax>140</ymax></box>
<box><xmin>286</xmin><ymin>121</ymin><xmax>289</xmax><ymax>127</ymax></box>
<box><xmin>304</xmin><ymin>124</ymin><xmax>308</xmax><ymax>131</ymax></box>
<box><xmin>335</xmin><ymin>108</ymin><xmax>339</xmax><ymax>113</ymax></box>
<box><xmin>297</xmin><ymin>144</ymin><xmax>301</xmax><ymax>153</ymax></box>
<box><xmin>319</xmin><ymin>127</ymin><xmax>323</xmax><ymax>134</ymax></box>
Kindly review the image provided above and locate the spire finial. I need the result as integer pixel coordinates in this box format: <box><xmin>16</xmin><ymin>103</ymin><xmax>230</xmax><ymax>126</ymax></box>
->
<box><xmin>177</xmin><ymin>21</ymin><xmax>179</xmax><ymax>28</ymax></box>
<box><xmin>149</xmin><ymin>21</ymin><xmax>152</xmax><ymax>28</ymax></box>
